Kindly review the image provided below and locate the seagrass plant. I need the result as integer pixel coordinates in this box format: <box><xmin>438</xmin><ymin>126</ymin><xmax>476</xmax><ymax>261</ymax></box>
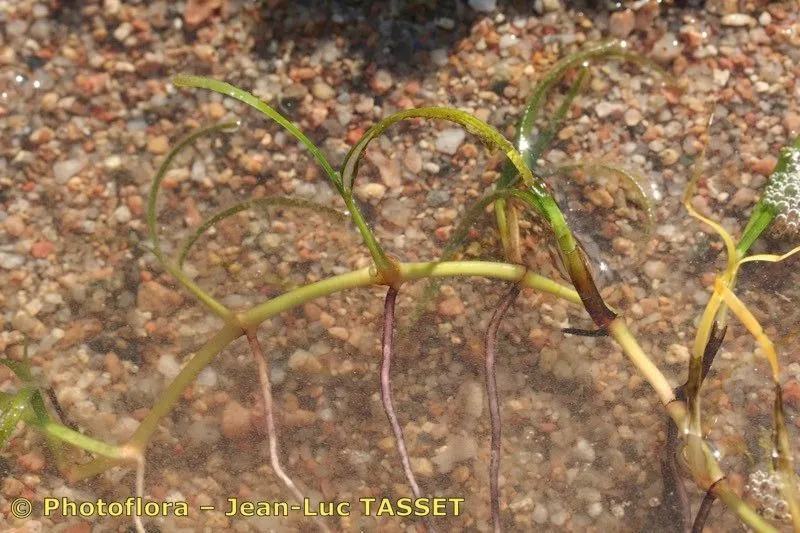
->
<box><xmin>2</xmin><ymin>39</ymin><xmax>800</xmax><ymax>533</ymax></box>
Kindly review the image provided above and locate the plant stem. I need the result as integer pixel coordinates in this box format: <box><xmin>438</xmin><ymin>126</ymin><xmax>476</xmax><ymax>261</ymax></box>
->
<box><xmin>484</xmin><ymin>285</ymin><xmax>520</xmax><ymax>533</ymax></box>
<box><xmin>608</xmin><ymin>318</ymin><xmax>780</xmax><ymax>533</ymax></box>
<box><xmin>242</xmin><ymin>261</ymin><xmax>581</xmax><ymax>328</ymax></box>
<box><xmin>39</xmin><ymin>420</ymin><xmax>126</xmax><ymax>460</ymax></box>
<box><xmin>72</xmin><ymin>262</ymin><xmax>576</xmax><ymax>482</ymax></box>
<box><xmin>125</xmin><ymin>325</ymin><xmax>241</xmax><ymax>454</ymax></box>
<box><xmin>692</xmin><ymin>485</ymin><xmax>717</xmax><ymax>533</ymax></box>
<box><xmin>607</xmin><ymin>318</ymin><xmax>676</xmax><ymax>408</ymax></box>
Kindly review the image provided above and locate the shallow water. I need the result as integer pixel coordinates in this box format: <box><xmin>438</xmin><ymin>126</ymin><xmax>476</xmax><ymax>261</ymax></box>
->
<box><xmin>1</xmin><ymin>1</ymin><xmax>800</xmax><ymax>532</ymax></box>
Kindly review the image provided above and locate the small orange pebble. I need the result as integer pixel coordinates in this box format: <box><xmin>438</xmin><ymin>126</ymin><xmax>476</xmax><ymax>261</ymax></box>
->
<box><xmin>347</xmin><ymin>127</ymin><xmax>365</xmax><ymax>144</ymax></box>
<box><xmin>17</xmin><ymin>451</ymin><xmax>46</xmax><ymax>473</ymax></box>
<box><xmin>31</xmin><ymin>240</ymin><xmax>54</xmax><ymax>259</ymax></box>
<box><xmin>783</xmin><ymin>379</ymin><xmax>800</xmax><ymax>406</ymax></box>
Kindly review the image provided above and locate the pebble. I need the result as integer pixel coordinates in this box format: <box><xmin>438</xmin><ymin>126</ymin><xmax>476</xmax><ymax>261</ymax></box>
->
<box><xmin>147</xmin><ymin>135</ymin><xmax>170</xmax><ymax>155</ymax></box>
<box><xmin>499</xmin><ymin>34</ymin><xmax>518</xmax><ymax>49</ymax></box>
<box><xmin>587</xmin><ymin>189</ymin><xmax>614</xmax><ymax>208</ymax></box>
<box><xmin>382</xmin><ymin>199</ymin><xmax>412</xmax><ymax>226</ymax></box>
<box><xmin>730</xmin><ymin>187</ymin><xmax>756</xmax><ymax>207</ymax></box>
<box><xmin>785</xmin><ymin>113</ymin><xmax>800</xmax><ymax>135</ymax></box>
<box><xmin>4</xmin><ymin>216</ymin><xmax>25</xmax><ymax>237</ymax></box>
<box><xmin>355</xmin><ymin>96</ymin><xmax>374</xmax><ymax>114</ymax></box>
<box><xmin>587</xmin><ymin>502</ymin><xmax>603</xmax><ymax>518</ymax></box>
<box><xmin>750</xmin><ymin>155</ymin><xmax>777</xmax><ymax>176</ymax></box>
<box><xmin>660</xmin><ymin>148</ymin><xmax>680</xmax><ymax>166</ymax></box>
<box><xmin>624</xmin><ymin>108</ymin><xmax>642</xmax><ymax>127</ymax></box>
<box><xmin>312</xmin><ymin>81</ymin><xmax>335</xmax><ymax>101</ymax></box>
<box><xmin>438</xmin><ymin>296</ymin><xmax>465</xmax><ymax>316</ymax></box>
<box><xmin>550</xmin><ymin>509</ymin><xmax>568</xmax><ymax>526</ymax></box>
<box><xmin>104</xmin><ymin>352</ymin><xmax>124</xmax><ymax>378</ymax></box>
<box><xmin>650</xmin><ymin>33</ymin><xmax>683</xmax><ymax>63</ymax></box>
<box><xmin>532</xmin><ymin>503</ymin><xmax>549</xmax><ymax>524</ymax></box>
<box><xmin>184</xmin><ymin>0</ymin><xmax>223</xmax><ymax>27</ymax></box>
<box><xmin>404</xmin><ymin>148</ymin><xmax>423</xmax><ymax>173</ymax></box>
<box><xmin>423</xmin><ymin>161</ymin><xmax>441</xmax><ymax>174</ymax></box>
<box><xmin>426</xmin><ymin>190</ymin><xmax>451</xmax><ymax>207</ymax></box>
<box><xmin>114</xmin><ymin>205</ymin><xmax>132</xmax><ymax>223</ymax></box>
<box><xmin>643</xmin><ymin>260</ymin><xmax>668</xmax><ymax>280</ymax></box>
<box><xmin>29</xmin><ymin>126</ymin><xmax>54</xmax><ymax>144</ymax></box>
<box><xmin>435</xmin><ymin>128</ymin><xmax>466</xmax><ymax>155</ymax></box>
<box><xmin>574</xmin><ymin>438</ymin><xmax>596</xmax><ymax>463</ymax></box>
<box><xmin>609</xmin><ymin>9</ymin><xmax>635</xmax><ymax>39</ymax></box>
<box><xmin>357</xmin><ymin>182</ymin><xmax>386</xmax><ymax>200</ymax></box>
<box><xmin>0</xmin><ymin>252</ymin><xmax>25</xmax><ymax>270</ymax></box>
<box><xmin>12</xmin><ymin>310</ymin><xmax>46</xmax><ymax>338</ymax></box>
<box><xmin>53</xmin><ymin>159</ymin><xmax>85</xmax><ymax>184</ymax></box>
<box><xmin>31</xmin><ymin>241</ymin><xmax>54</xmax><ymax>259</ymax></box>
<box><xmin>721</xmin><ymin>13</ymin><xmax>757</xmax><ymax>27</ymax></box>
<box><xmin>371</xmin><ymin>70</ymin><xmax>393</xmax><ymax>95</ymax></box>
<box><xmin>137</xmin><ymin>281</ymin><xmax>183</xmax><ymax>314</ymax></box>
<box><xmin>595</xmin><ymin>102</ymin><xmax>625</xmax><ymax>118</ymax></box>
<box><xmin>221</xmin><ymin>400</ymin><xmax>251</xmax><ymax>439</ymax></box>
<box><xmin>535</xmin><ymin>0</ymin><xmax>561</xmax><ymax>13</ymax></box>
<box><xmin>113</xmin><ymin>22</ymin><xmax>133</xmax><ymax>41</ymax></box>
<box><xmin>288</xmin><ymin>348</ymin><xmax>323</xmax><ymax>373</ymax></box>
<box><xmin>157</xmin><ymin>354</ymin><xmax>181</xmax><ymax>379</ymax></box>
<box><xmin>468</xmin><ymin>0</ymin><xmax>496</xmax><ymax>12</ymax></box>
<box><xmin>328</xmin><ymin>326</ymin><xmax>349</xmax><ymax>342</ymax></box>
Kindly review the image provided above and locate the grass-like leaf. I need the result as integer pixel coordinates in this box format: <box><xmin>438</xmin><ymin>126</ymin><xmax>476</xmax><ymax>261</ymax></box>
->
<box><xmin>178</xmin><ymin>196</ymin><xmax>347</xmax><ymax>268</ymax></box>
<box><xmin>341</xmin><ymin>106</ymin><xmax>548</xmax><ymax>283</ymax></box>
<box><xmin>172</xmin><ymin>74</ymin><xmax>342</xmax><ymax>193</ymax></box>
<box><xmin>555</xmin><ymin>161</ymin><xmax>655</xmax><ymax>233</ymax></box>
<box><xmin>0</xmin><ymin>388</ymin><xmax>34</xmax><ymax>448</ymax></box>
<box><xmin>145</xmin><ymin>120</ymin><xmax>240</xmax><ymax>320</ymax></box>
<box><xmin>342</xmin><ymin>107</ymin><xmax>546</xmax><ymax>194</ymax></box>
<box><xmin>146</xmin><ymin>121</ymin><xmax>240</xmax><ymax>256</ymax></box>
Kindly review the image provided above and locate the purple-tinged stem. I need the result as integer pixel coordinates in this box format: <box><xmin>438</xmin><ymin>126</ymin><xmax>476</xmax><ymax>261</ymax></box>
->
<box><xmin>485</xmin><ymin>285</ymin><xmax>521</xmax><ymax>533</ymax></box>
<box><xmin>381</xmin><ymin>287</ymin><xmax>438</xmax><ymax>533</ymax></box>
<box><xmin>246</xmin><ymin>330</ymin><xmax>332</xmax><ymax>533</ymax></box>
<box><xmin>692</xmin><ymin>485</ymin><xmax>718</xmax><ymax>533</ymax></box>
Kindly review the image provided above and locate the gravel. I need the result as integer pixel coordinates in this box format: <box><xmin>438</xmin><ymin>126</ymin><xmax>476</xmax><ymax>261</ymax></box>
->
<box><xmin>2</xmin><ymin>1</ymin><xmax>798</xmax><ymax>532</ymax></box>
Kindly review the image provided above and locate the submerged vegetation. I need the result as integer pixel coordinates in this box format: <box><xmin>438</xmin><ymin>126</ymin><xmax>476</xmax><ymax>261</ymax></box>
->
<box><xmin>2</xmin><ymin>39</ymin><xmax>800</xmax><ymax>532</ymax></box>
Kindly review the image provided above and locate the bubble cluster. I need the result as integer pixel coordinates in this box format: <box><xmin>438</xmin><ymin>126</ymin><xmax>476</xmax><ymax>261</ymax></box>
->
<box><xmin>762</xmin><ymin>146</ymin><xmax>800</xmax><ymax>237</ymax></box>
<box><xmin>746</xmin><ymin>470</ymin><xmax>793</xmax><ymax>523</ymax></box>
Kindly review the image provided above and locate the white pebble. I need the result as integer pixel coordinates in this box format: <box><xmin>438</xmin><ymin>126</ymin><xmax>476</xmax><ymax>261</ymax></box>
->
<box><xmin>468</xmin><ymin>0</ymin><xmax>496</xmax><ymax>13</ymax></box>
<box><xmin>157</xmin><ymin>354</ymin><xmax>181</xmax><ymax>379</ymax></box>
<box><xmin>643</xmin><ymin>260</ymin><xmax>667</xmax><ymax>280</ymax></box>
<box><xmin>575</xmin><ymin>438</ymin><xmax>596</xmax><ymax>463</ymax></box>
<box><xmin>114</xmin><ymin>205</ymin><xmax>132</xmax><ymax>223</ymax></box>
<box><xmin>721</xmin><ymin>13</ymin><xmax>756</xmax><ymax>27</ymax></box>
<box><xmin>595</xmin><ymin>102</ymin><xmax>625</xmax><ymax>118</ymax></box>
<box><xmin>532</xmin><ymin>503</ymin><xmax>549</xmax><ymax>524</ymax></box>
<box><xmin>53</xmin><ymin>159</ymin><xmax>85</xmax><ymax>183</ymax></box>
<box><xmin>435</xmin><ymin>128</ymin><xmax>466</xmax><ymax>155</ymax></box>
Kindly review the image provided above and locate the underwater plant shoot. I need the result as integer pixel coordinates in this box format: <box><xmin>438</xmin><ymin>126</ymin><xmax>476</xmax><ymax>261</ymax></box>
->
<box><xmin>2</xmin><ymin>2</ymin><xmax>800</xmax><ymax>532</ymax></box>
